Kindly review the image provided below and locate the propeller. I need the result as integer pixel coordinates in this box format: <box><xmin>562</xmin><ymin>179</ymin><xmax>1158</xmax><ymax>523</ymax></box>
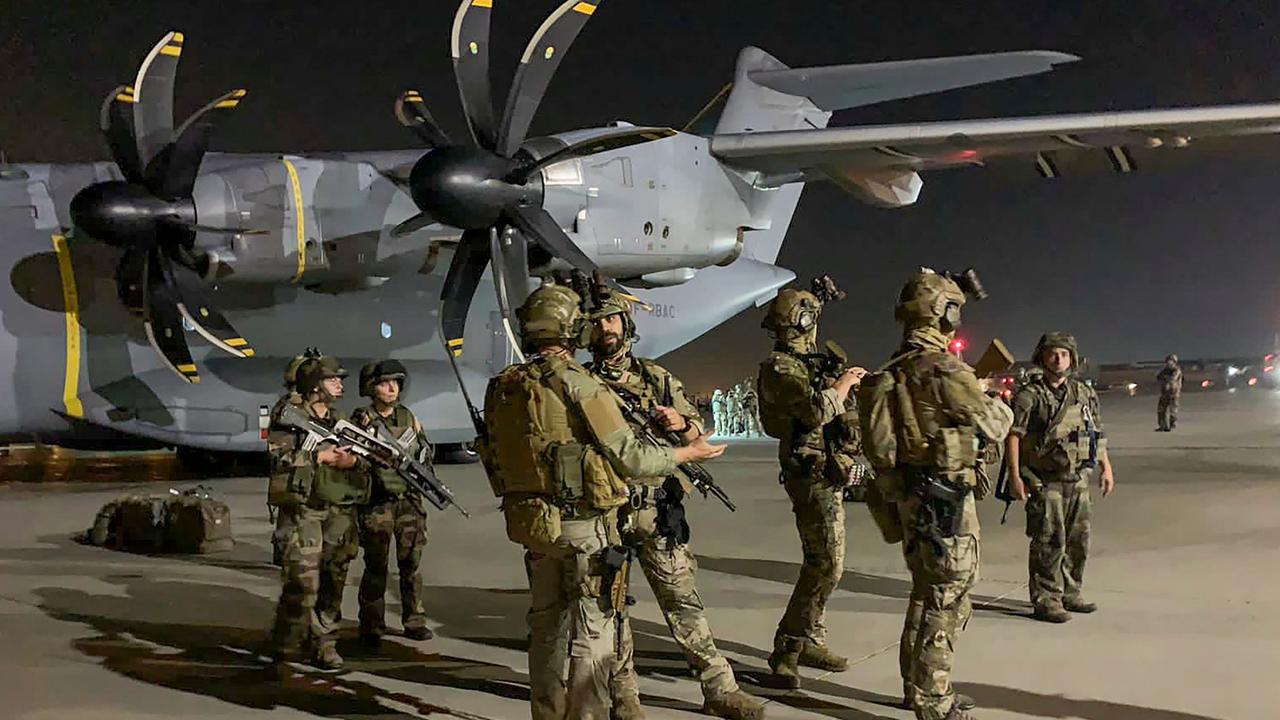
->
<box><xmin>392</xmin><ymin>0</ymin><xmax>676</xmax><ymax>359</ymax></box>
<box><xmin>69</xmin><ymin>32</ymin><xmax>255</xmax><ymax>383</ymax></box>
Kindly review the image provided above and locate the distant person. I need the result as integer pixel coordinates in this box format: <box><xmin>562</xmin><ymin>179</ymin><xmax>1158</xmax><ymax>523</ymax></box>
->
<box><xmin>1005</xmin><ymin>333</ymin><xmax>1116</xmax><ymax>624</ymax></box>
<box><xmin>1156</xmin><ymin>355</ymin><xmax>1183</xmax><ymax>432</ymax></box>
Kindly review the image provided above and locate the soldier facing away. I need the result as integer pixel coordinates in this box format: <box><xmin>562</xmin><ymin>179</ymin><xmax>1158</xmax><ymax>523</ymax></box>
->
<box><xmin>756</xmin><ymin>284</ymin><xmax>866</xmax><ymax>689</ymax></box>
<box><xmin>1156</xmin><ymin>354</ymin><xmax>1183</xmax><ymax>431</ymax></box>
<box><xmin>1006</xmin><ymin>332</ymin><xmax>1116</xmax><ymax>623</ymax></box>
<box><xmin>351</xmin><ymin>359</ymin><xmax>434</xmax><ymax>644</ymax></box>
<box><xmin>858</xmin><ymin>268</ymin><xmax>1012</xmax><ymax>719</ymax></box>
<box><xmin>586</xmin><ymin>288</ymin><xmax>764</xmax><ymax>720</ymax></box>
<box><xmin>476</xmin><ymin>282</ymin><xmax>726</xmax><ymax>720</ymax></box>
<box><xmin>265</xmin><ymin>353</ymin><xmax>369</xmax><ymax>672</ymax></box>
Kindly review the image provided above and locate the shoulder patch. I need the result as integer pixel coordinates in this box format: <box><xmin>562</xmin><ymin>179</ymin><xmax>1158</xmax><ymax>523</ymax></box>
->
<box><xmin>580</xmin><ymin>388</ymin><xmax>627</xmax><ymax>437</ymax></box>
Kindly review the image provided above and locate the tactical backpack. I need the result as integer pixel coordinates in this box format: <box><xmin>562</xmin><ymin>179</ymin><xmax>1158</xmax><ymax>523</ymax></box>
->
<box><xmin>84</xmin><ymin>494</ymin><xmax>167</xmax><ymax>552</ymax></box>
<box><xmin>163</xmin><ymin>486</ymin><xmax>234</xmax><ymax>554</ymax></box>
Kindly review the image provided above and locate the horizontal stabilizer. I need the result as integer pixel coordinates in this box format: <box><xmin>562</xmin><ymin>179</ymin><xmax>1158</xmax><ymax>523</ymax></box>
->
<box><xmin>750</xmin><ymin>50</ymin><xmax>1079</xmax><ymax>111</ymax></box>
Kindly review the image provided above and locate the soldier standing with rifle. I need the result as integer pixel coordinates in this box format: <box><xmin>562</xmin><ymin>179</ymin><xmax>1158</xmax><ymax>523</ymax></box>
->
<box><xmin>757</xmin><ymin>276</ymin><xmax>866</xmax><ymax>689</ymax></box>
<box><xmin>1156</xmin><ymin>354</ymin><xmax>1183</xmax><ymax>431</ymax></box>
<box><xmin>1005</xmin><ymin>333</ymin><xmax>1115</xmax><ymax>624</ymax></box>
<box><xmin>477</xmin><ymin>281</ymin><xmax>726</xmax><ymax>720</ymax></box>
<box><xmin>351</xmin><ymin>360</ymin><xmax>434</xmax><ymax>645</ymax></box>
<box><xmin>268</xmin><ymin>347</ymin><xmax>321</xmax><ymax>566</ymax></box>
<box><xmin>587</xmin><ymin>288</ymin><xmax>764</xmax><ymax>720</ymax></box>
<box><xmin>265</xmin><ymin>354</ymin><xmax>369</xmax><ymax>673</ymax></box>
<box><xmin>857</xmin><ymin>268</ymin><xmax>1011</xmax><ymax>720</ymax></box>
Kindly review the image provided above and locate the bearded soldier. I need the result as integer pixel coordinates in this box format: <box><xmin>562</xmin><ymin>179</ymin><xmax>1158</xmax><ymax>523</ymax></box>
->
<box><xmin>265</xmin><ymin>354</ymin><xmax>369</xmax><ymax>672</ymax></box>
<box><xmin>1156</xmin><ymin>354</ymin><xmax>1182</xmax><ymax>431</ymax></box>
<box><xmin>477</xmin><ymin>282</ymin><xmax>726</xmax><ymax>720</ymax></box>
<box><xmin>757</xmin><ymin>283</ymin><xmax>866</xmax><ymax>688</ymax></box>
<box><xmin>587</xmin><ymin>288</ymin><xmax>764</xmax><ymax>720</ymax></box>
<box><xmin>1006</xmin><ymin>333</ymin><xmax>1116</xmax><ymax>624</ymax></box>
<box><xmin>857</xmin><ymin>268</ymin><xmax>1011</xmax><ymax>719</ymax></box>
<box><xmin>351</xmin><ymin>360</ymin><xmax>434</xmax><ymax>644</ymax></box>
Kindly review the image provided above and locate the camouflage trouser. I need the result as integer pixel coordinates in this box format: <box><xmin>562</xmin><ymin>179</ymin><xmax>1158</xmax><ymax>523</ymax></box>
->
<box><xmin>898</xmin><ymin>492</ymin><xmax>979</xmax><ymax>720</ymax></box>
<box><xmin>1158</xmin><ymin>392</ymin><xmax>1180</xmax><ymax>430</ymax></box>
<box><xmin>1026</xmin><ymin>480</ymin><xmax>1091</xmax><ymax>610</ymax></box>
<box><xmin>526</xmin><ymin>515</ymin><xmax>619</xmax><ymax>720</ymax></box>
<box><xmin>776</xmin><ymin>465</ymin><xmax>846</xmax><ymax>649</ymax></box>
<box><xmin>357</xmin><ymin>496</ymin><xmax>429</xmax><ymax>636</ymax></box>
<box><xmin>268</xmin><ymin>503</ymin><xmax>359</xmax><ymax>658</ymax></box>
<box><xmin>611</xmin><ymin>518</ymin><xmax>738</xmax><ymax>701</ymax></box>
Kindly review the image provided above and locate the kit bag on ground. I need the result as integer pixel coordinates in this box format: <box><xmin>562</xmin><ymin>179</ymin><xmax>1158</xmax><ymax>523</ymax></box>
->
<box><xmin>81</xmin><ymin>486</ymin><xmax>233</xmax><ymax>554</ymax></box>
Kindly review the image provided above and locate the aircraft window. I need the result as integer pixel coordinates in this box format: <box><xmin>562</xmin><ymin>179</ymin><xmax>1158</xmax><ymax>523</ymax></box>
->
<box><xmin>381</xmin><ymin>322</ymin><xmax>393</xmax><ymax>339</ymax></box>
<box><xmin>643</xmin><ymin>222</ymin><xmax>653</xmax><ymax>236</ymax></box>
<box><xmin>543</xmin><ymin>158</ymin><xmax>583</xmax><ymax>186</ymax></box>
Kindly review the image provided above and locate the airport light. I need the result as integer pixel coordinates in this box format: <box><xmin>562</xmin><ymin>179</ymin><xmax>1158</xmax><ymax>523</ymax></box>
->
<box><xmin>1201</xmin><ymin>379</ymin><xmax>1213</xmax><ymax>389</ymax></box>
<box><xmin>1249</xmin><ymin>377</ymin><xmax>1259</xmax><ymax>387</ymax></box>
<box><xmin>950</xmin><ymin>338</ymin><xmax>966</xmax><ymax>353</ymax></box>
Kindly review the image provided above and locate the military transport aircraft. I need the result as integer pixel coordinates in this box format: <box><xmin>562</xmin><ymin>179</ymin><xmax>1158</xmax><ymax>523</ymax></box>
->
<box><xmin>4</xmin><ymin>0</ymin><xmax>1280</xmax><ymax>456</ymax></box>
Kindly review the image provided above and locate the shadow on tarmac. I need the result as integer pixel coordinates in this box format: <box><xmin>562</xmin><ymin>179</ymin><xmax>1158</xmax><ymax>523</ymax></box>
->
<box><xmin>955</xmin><ymin>682</ymin><xmax>1226</xmax><ymax>720</ymax></box>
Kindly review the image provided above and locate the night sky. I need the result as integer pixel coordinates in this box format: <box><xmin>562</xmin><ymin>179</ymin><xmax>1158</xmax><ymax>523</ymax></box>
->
<box><xmin>4</xmin><ymin>1</ymin><xmax>1280</xmax><ymax>391</ymax></box>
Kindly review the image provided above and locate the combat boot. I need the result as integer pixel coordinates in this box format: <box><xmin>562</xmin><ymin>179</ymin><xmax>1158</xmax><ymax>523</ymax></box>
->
<box><xmin>797</xmin><ymin>641</ymin><xmax>848</xmax><ymax>672</ymax></box>
<box><xmin>767</xmin><ymin>637</ymin><xmax>804</xmax><ymax>689</ymax></box>
<box><xmin>612</xmin><ymin>694</ymin><xmax>646</xmax><ymax>720</ymax></box>
<box><xmin>702</xmin><ymin>689</ymin><xmax>766</xmax><ymax>720</ymax></box>
<box><xmin>404</xmin><ymin>624</ymin><xmax>434</xmax><ymax>641</ymax></box>
<box><xmin>1063</xmin><ymin>597</ymin><xmax>1098</xmax><ymax>613</ymax></box>
<box><xmin>312</xmin><ymin>643</ymin><xmax>344</xmax><ymax>670</ymax></box>
<box><xmin>1032</xmin><ymin>604</ymin><xmax>1071</xmax><ymax>624</ymax></box>
<box><xmin>943</xmin><ymin>705</ymin><xmax>978</xmax><ymax>720</ymax></box>
<box><xmin>903</xmin><ymin>692</ymin><xmax>976</xmax><ymax>711</ymax></box>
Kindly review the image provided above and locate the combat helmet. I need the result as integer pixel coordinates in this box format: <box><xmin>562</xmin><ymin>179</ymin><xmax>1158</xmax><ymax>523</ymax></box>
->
<box><xmin>295</xmin><ymin>354</ymin><xmax>348</xmax><ymax>397</ymax></box>
<box><xmin>762</xmin><ymin>288</ymin><xmax>822</xmax><ymax>341</ymax></box>
<box><xmin>516</xmin><ymin>283</ymin><xmax>591</xmax><ymax>351</ymax></box>
<box><xmin>895</xmin><ymin>268</ymin><xmax>967</xmax><ymax>330</ymax></box>
<box><xmin>1033</xmin><ymin>332</ymin><xmax>1080</xmax><ymax>369</ymax></box>
<box><xmin>1166</xmin><ymin>353</ymin><xmax>1179</xmax><ymax>365</ymax></box>
<box><xmin>283</xmin><ymin>347</ymin><xmax>322</xmax><ymax>389</ymax></box>
<box><xmin>586</xmin><ymin>286</ymin><xmax>639</xmax><ymax>341</ymax></box>
<box><xmin>359</xmin><ymin>358</ymin><xmax>409</xmax><ymax>398</ymax></box>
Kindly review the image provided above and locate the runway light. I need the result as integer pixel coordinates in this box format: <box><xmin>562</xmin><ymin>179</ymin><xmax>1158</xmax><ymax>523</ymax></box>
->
<box><xmin>1249</xmin><ymin>377</ymin><xmax>1259</xmax><ymax>386</ymax></box>
<box><xmin>1127</xmin><ymin>382</ymin><xmax>1138</xmax><ymax>390</ymax></box>
<box><xmin>1266</xmin><ymin>354</ymin><xmax>1275</xmax><ymax>363</ymax></box>
<box><xmin>1266</xmin><ymin>366</ymin><xmax>1275</xmax><ymax>374</ymax></box>
<box><xmin>1201</xmin><ymin>379</ymin><xmax>1213</xmax><ymax>389</ymax></box>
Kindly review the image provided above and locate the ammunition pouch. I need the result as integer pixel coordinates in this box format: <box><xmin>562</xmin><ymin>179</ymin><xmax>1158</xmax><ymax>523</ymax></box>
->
<box><xmin>653</xmin><ymin>479</ymin><xmax>690</xmax><ymax>544</ymax></box>
<box><xmin>906</xmin><ymin>468</ymin><xmax>969</xmax><ymax>543</ymax></box>
<box><xmin>501</xmin><ymin>494</ymin><xmax>565</xmax><ymax>557</ymax></box>
<box><xmin>863</xmin><ymin>482</ymin><xmax>904</xmax><ymax>545</ymax></box>
<box><xmin>549</xmin><ymin>442</ymin><xmax>628</xmax><ymax>513</ymax></box>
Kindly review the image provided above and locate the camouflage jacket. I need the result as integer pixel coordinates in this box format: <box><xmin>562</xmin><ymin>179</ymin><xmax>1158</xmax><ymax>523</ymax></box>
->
<box><xmin>1011</xmin><ymin>375</ymin><xmax>1106</xmax><ymax>483</ymax></box>
<box><xmin>267</xmin><ymin>398</ymin><xmax>370</xmax><ymax>507</ymax></box>
<box><xmin>1157</xmin><ymin>366</ymin><xmax>1183</xmax><ymax>396</ymax></box>
<box><xmin>352</xmin><ymin>403</ymin><xmax>432</xmax><ymax>500</ymax></box>
<box><xmin>758</xmin><ymin>345</ymin><xmax>843</xmax><ymax>464</ymax></box>
<box><xmin>588</xmin><ymin>354</ymin><xmax>701</xmax><ymax>485</ymax></box>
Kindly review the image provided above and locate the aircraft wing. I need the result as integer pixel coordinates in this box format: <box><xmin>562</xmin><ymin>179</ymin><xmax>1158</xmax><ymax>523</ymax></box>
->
<box><xmin>709</xmin><ymin>103</ymin><xmax>1280</xmax><ymax>205</ymax></box>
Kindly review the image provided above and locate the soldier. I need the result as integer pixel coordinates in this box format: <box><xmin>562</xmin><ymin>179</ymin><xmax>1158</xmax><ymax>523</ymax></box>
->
<box><xmin>586</xmin><ymin>288</ymin><xmax>765</xmax><ymax>720</ymax></box>
<box><xmin>268</xmin><ymin>347</ymin><xmax>321</xmax><ymax>567</ymax></box>
<box><xmin>757</xmin><ymin>284</ymin><xmax>866</xmax><ymax>688</ymax></box>
<box><xmin>265</xmin><ymin>353</ymin><xmax>369</xmax><ymax>672</ymax></box>
<box><xmin>741</xmin><ymin>382</ymin><xmax>762</xmax><ymax>438</ymax></box>
<box><xmin>1006</xmin><ymin>332</ymin><xmax>1116</xmax><ymax>624</ymax></box>
<box><xmin>476</xmin><ymin>282</ymin><xmax>726</xmax><ymax>720</ymax></box>
<box><xmin>858</xmin><ymin>268</ymin><xmax>1011</xmax><ymax>719</ymax></box>
<box><xmin>711</xmin><ymin>389</ymin><xmax>726</xmax><ymax>436</ymax></box>
<box><xmin>351</xmin><ymin>359</ymin><xmax>434</xmax><ymax>645</ymax></box>
<box><xmin>1156</xmin><ymin>354</ymin><xmax>1182</xmax><ymax>431</ymax></box>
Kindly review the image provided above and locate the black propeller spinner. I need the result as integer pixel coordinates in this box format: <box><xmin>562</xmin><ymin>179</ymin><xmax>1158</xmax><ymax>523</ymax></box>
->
<box><xmin>391</xmin><ymin>0</ymin><xmax>675</xmax><ymax>359</ymax></box>
<box><xmin>68</xmin><ymin>32</ymin><xmax>256</xmax><ymax>383</ymax></box>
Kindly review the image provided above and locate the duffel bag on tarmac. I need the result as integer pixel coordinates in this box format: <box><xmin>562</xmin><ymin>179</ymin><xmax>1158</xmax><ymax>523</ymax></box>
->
<box><xmin>162</xmin><ymin>486</ymin><xmax>234</xmax><ymax>554</ymax></box>
<box><xmin>82</xmin><ymin>494</ymin><xmax>166</xmax><ymax>552</ymax></box>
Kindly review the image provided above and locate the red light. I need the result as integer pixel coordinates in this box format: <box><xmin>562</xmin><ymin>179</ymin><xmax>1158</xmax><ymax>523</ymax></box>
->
<box><xmin>1266</xmin><ymin>354</ymin><xmax>1275</xmax><ymax>362</ymax></box>
<box><xmin>950</xmin><ymin>339</ymin><xmax>966</xmax><ymax>352</ymax></box>
<box><xmin>1201</xmin><ymin>379</ymin><xmax>1213</xmax><ymax>389</ymax></box>
<box><xmin>1249</xmin><ymin>377</ymin><xmax>1259</xmax><ymax>386</ymax></box>
<box><xmin>1266</xmin><ymin>366</ymin><xmax>1275</xmax><ymax>374</ymax></box>
<box><xmin>1001</xmin><ymin>389</ymin><xmax>1013</xmax><ymax>399</ymax></box>
<box><xmin>1002</xmin><ymin>377</ymin><xmax>1014</xmax><ymax>385</ymax></box>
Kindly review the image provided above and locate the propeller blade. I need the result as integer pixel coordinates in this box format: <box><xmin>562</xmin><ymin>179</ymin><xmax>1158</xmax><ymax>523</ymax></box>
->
<box><xmin>505</xmin><ymin>204</ymin><xmax>600</xmax><ymax>277</ymax></box>
<box><xmin>451</xmin><ymin>0</ymin><xmax>498</xmax><ymax>150</ymax></box>
<box><xmin>497</xmin><ymin>0</ymin><xmax>604</xmax><ymax>156</ymax></box>
<box><xmin>98</xmin><ymin>85</ymin><xmax>144</xmax><ymax>183</ymax></box>
<box><xmin>439</xmin><ymin>228</ymin><xmax>492</xmax><ymax>357</ymax></box>
<box><xmin>146</xmin><ymin>89</ymin><xmax>247</xmax><ymax>198</ymax></box>
<box><xmin>131</xmin><ymin>31</ymin><xmax>184</xmax><ymax>172</ymax></box>
<box><xmin>165</xmin><ymin>260</ymin><xmax>255</xmax><ymax>358</ymax></box>
<box><xmin>507</xmin><ymin>126</ymin><xmax>676</xmax><ymax>184</ymax></box>
<box><xmin>141</xmin><ymin>250</ymin><xmax>201</xmax><ymax>383</ymax></box>
<box><xmin>394</xmin><ymin>90</ymin><xmax>453</xmax><ymax>148</ymax></box>
<box><xmin>391</xmin><ymin>212</ymin><xmax>437</xmax><ymax>238</ymax></box>
<box><xmin>490</xmin><ymin>226</ymin><xmax>528</xmax><ymax>364</ymax></box>
<box><xmin>163</xmin><ymin>219</ymin><xmax>268</xmax><ymax>236</ymax></box>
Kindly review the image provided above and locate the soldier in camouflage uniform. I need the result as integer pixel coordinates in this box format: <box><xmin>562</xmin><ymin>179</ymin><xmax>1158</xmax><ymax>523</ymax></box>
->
<box><xmin>351</xmin><ymin>359</ymin><xmax>434</xmax><ymax>644</ymax></box>
<box><xmin>1156</xmin><ymin>354</ymin><xmax>1182</xmax><ymax>431</ymax></box>
<box><xmin>711</xmin><ymin>389</ymin><xmax>726</xmax><ymax>435</ymax></box>
<box><xmin>858</xmin><ymin>268</ymin><xmax>1012</xmax><ymax>719</ymax></box>
<box><xmin>1006</xmin><ymin>332</ymin><xmax>1116</xmax><ymax>624</ymax></box>
<box><xmin>266</xmin><ymin>354</ymin><xmax>369</xmax><ymax>672</ymax></box>
<box><xmin>756</xmin><ymin>286</ymin><xmax>866</xmax><ymax>689</ymax></box>
<box><xmin>476</xmin><ymin>283</ymin><xmax>727</xmax><ymax>720</ymax></box>
<box><xmin>269</xmin><ymin>348</ymin><xmax>321</xmax><ymax>567</ymax></box>
<box><xmin>587</xmin><ymin>288</ymin><xmax>764</xmax><ymax>720</ymax></box>
<box><xmin>741</xmin><ymin>382</ymin><xmax>762</xmax><ymax>438</ymax></box>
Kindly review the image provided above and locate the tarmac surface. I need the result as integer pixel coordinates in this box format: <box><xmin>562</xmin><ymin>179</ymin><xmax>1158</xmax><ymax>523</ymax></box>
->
<box><xmin>1</xmin><ymin>390</ymin><xmax>1278</xmax><ymax>719</ymax></box>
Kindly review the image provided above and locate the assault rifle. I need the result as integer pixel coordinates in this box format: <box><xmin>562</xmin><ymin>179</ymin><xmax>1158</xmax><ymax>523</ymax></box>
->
<box><xmin>277</xmin><ymin>404</ymin><xmax>470</xmax><ymax>518</ymax></box>
<box><xmin>614</xmin><ymin>382</ymin><xmax>736</xmax><ymax>512</ymax></box>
